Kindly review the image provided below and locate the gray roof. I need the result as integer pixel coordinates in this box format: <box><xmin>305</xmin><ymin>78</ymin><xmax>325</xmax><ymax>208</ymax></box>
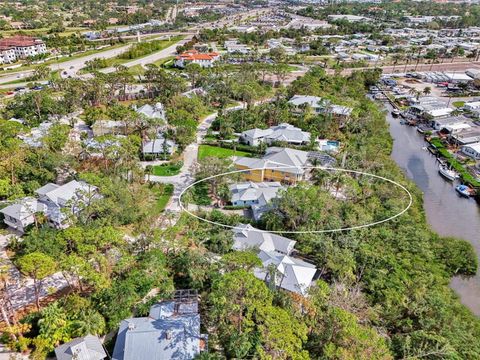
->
<box><xmin>255</xmin><ymin>250</ymin><xmax>317</xmax><ymax>295</ymax></box>
<box><xmin>35</xmin><ymin>183</ymin><xmax>60</xmax><ymax>196</ymax></box>
<box><xmin>229</xmin><ymin>182</ymin><xmax>284</xmax><ymax>205</ymax></box>
<box><xmin>136</xmin><ymin>103</ymin><xmax>165</xmax><ymax>120</ymax></box>
<box><xmin>288</xmin><ymin>95</ymin><xmax>323</xmax><ymax>108</ymax></box>
<box><xmin>112</xmin><ymin>300</ymin><xmax>202</xmax><ymax>360</ymax></box>
<box><xmin>55</xmin><ymin>335</ymin><xmax>107</xmax><ymax>360</ymax></box>
<box><xmin>0</xmin><ymin>197</ymin><xmax>46</xmax><ymax>220</ymax></box>
<box><xmin>42</xmin><ymin>180</ymin><xmax>97</xmax><ymax>206</ymax></box>
<box><xmin>232</xmin><ymin>224</ymin><xmax>296</xmax><ymax>254</ymax></box>
<box><xmin>234</xmin><ymin>147</ymin><xmax>309</xmax><ymax>176</ymax></box>
<box><xmin>142</xmin><ymin>137</ymin><xmax>176</xmax><ymax>154</ymax></box>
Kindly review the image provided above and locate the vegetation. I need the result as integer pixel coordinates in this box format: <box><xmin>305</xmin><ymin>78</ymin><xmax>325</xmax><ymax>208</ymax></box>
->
<box><xmin>198</xmin><ymin>145</ymin><xmax>251</xmax><ymax>160</ymax></box>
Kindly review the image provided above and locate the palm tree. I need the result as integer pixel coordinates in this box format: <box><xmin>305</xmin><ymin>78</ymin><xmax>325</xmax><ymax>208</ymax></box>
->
<box><xmin>423</xmin><ymin>86</ymin><xmax>432</xmax><ymax>96</ymax></box>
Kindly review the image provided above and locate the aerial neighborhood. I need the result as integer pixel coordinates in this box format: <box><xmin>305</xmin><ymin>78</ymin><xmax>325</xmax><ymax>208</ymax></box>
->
<box><xmin>2</xmin><ymin>0</ymin><xmax>480</xmax><ymax>359</ymax></box>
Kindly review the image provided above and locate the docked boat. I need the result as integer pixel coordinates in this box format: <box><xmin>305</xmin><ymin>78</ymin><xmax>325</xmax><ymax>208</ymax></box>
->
<box><xmin>392</xmin><ymin>109</ymin><xmax>400</xmax><ymax>117</ymax></box>
<box><xmin>455</xmin><ymin>184</ymin><xmax>472</xmax><ymax>197</ymax></box>
<box><xmin>438</xmin><ymin>165</ymin><xmax>458</xmax><ymax>181</ymax></box>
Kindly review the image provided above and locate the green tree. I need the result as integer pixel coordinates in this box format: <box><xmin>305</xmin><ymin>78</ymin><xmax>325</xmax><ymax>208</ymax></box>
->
<box><xmin>17</xmin><ymin>252</ymin><xmax>56</xmax><ymax>310</ymax></box>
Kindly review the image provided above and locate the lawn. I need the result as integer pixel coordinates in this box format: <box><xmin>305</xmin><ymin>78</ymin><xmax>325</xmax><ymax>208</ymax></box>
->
<box><xmin>150</xmin><ymin>184</ymin><xmax>174</xmax><ymax>212</ymax></box>
<box><xmin>452</xmin><ymin>101</ymin><xmax>465</xmax><ymax>108</ymax></box>
<box><xmin>151</xmin><ymin>162</ymin><xmax>183</xmax><ymax>176</ymax></box>
<box><xmin>198</xmin><ymin>145</ymin><xmax>251</xmax><ymax>160</ymax></box>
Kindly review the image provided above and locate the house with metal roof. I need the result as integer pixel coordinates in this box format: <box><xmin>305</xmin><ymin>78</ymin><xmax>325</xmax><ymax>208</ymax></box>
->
<box><xmin>234</xmin><ymin>147</ymin><xmax>310</xmax><ymax>184</ymax></box>
<box><xmin>0</xmin><ymin>180</ymin><xmax>99</xmax><ymax>233</ymax></box>
<box><xmin>232</xmin><ymin>224</ymin><xmax>296</xmax><ymax>255</ymax></box>
<box><xmin>431</xmin><ymin>115</ymin><xmax>471</xmax><ymax>131</ymax></box>
<box><xmin>288</xmin><ymin>95</ymin><xmax>353</xmax><ymax>120</ymax></box>
<box><xmin>112</xmin><ymin>290</ymin><xmax>206</xmax><ymax>360</ymax></box>
<box><xmin>239</xmin><ymin>123</ymin><xmax>311</xmax><ymax>147</ymax></box>
<box><xmin>55</xmin><ymin>335</ymin><xmax>107</xmax><ymax>360</ymax></box>
<box><xmin>142</xmin><ymin>135</ymin><xmax>177</xmax><ymax>157</ymax></box>
<box><xmin>254</xmin><ymin>250</ymin><xmax>317</xmax><ymax>296</ymax></box>
<box><xmin>136</xmin><ymin>102</ymin><xmax>166</xmax><ymax>121</ymax></box>
<box><xmin>450</xmin><ymin>127</ymin><xmax>480</xmax><ymax>145</ymax></box>
<box><xmin>229</xmin><ymin>182</ymin><xmax>284</xmax><ymax>221</ymax></box>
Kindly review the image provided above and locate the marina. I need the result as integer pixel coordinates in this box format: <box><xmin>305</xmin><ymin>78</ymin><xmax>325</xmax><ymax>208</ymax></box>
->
<box><xmin>386</xmin><ymin>103</ymin><xmax>480</xmax><ymax>315</ymax></box>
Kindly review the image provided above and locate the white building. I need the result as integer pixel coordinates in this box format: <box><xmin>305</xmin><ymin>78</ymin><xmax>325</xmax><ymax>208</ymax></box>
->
<box><xmin>0</xmin><ymin>180</ymin><xmax>100</xmax><ymax>233</ymax></box>
<box><xmin>461</xmin><ymin>142</ymin><xmax>480</xmax><ymax>160</ymax></box>
<box><xmin>239</xmin><ymin>123</ymin><xmax>311</xmax><ymax>147</ymax></box>
<box><xmin>0</xmin><ymin>36</ymin><xmax>47</xmax><ymax>62</ymax></box>
<box><xmin>175</xmin><ymin>50</ymin><xmax>220</xmax><ymax>68</ymax></box>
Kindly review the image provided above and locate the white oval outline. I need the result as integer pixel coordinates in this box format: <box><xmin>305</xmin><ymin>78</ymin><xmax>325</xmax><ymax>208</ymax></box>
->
<box><xmin>178</xmin><ymin>165</ymin><xmax>413</xmax><ymax>234</ymax></box>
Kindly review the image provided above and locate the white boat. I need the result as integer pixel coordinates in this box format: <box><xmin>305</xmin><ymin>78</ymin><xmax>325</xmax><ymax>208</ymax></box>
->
<box><xmin>456</xmin><ymin>184</ymin><xmax>472</xmax><ymax>197</ymax></box>
<box><xmin>438</xmin><ymin>165</ymin><xmax>458</xmax><ymax>181</ymax></box>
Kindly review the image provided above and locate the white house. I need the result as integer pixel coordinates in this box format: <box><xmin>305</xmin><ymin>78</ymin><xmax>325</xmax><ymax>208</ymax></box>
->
<box><xmin>239</xmin><ymin>123</ymin><xmax>311</xmax><ymax>147</ymax></box>
<box><xmin>254</xmin><ymin>250</ymin><xmax>317</xmax><ymax>295</ymax></box>
<box><xmin>461</xmin><ymin>142</ymin><xmax>480</xmax><ymax>160</ymax></box>
<box><xmin>288</xmin><ymin>95</ymin><xmax>353</xmax><ymax>119</ymax></box>
<box><xmin>136</xmin><ymin>102</ymin><xmax>166</xmax><ymax>121</ymax></box>
<box><xmin>175</xmin><ymin>50</ymin><xmax>220</xmax><ymax>68</ymax></box>
<box><xmin>229</xmin><ymin>182</ymin><xmax>284</xmax><ymax>221</ymax></box>
<box><xmin>0</xmin><ymin>180</ymin><xmax>100</xmax><ymax>233</ymax></box>
<box><xmin>142</xmin><ymin>136</ymin><xmax>176</xmax><ymax>157</ymax></box>
<box><xmin>55</xmin><ymin>335</ymin><xmax>107</xmax><ymax>360</ymax></box>
<box><xmin>231</xmin><ymin>225</ymin><xmax>317</xmax><ymax>296</ymax></box>
<box><xmin>232</xmin><ymin>223</ymin><xmax>296</xmax><ymax>255</ymax></box>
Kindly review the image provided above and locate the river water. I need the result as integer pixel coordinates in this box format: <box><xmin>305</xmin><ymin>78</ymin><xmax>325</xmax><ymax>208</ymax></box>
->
<box><xmin>385</xmin><ymin>104</ymin><xmax>480</xmax><ymax>316</ymax></box>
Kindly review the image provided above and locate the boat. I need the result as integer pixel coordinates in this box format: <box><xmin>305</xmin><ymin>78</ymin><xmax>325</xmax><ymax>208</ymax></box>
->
<box><xmin>392</xmin><ymin>109</ymin><xmax>400</xmax><ymax>117</ymax></box>
<box><xmin>455</xmin><ymin>184</ymin><xmax>472</xmax><ymax>197</ymax></box>
<box><xmin>438</xmin><ymin>165</ymin><xmax>458</xmax><ymax>181</ymax></box>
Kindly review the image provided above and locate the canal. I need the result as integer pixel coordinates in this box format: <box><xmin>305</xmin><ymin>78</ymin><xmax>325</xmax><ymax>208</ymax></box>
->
<box><xmin>386</xmin><ymin>104</ymin><xmax>480</xmax><ymax>316</ymax></box>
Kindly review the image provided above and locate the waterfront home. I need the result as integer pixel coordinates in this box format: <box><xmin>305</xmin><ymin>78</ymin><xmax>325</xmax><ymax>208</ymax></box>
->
<box><xmin>463</xmin><ymin>101</ymin><xmax>480</xmax><ymax>112</ymax></box>
<box><xmin>405</xmin><ymin>97</ymin><xmax>453</xmax><ymax>119</ymax></box>
<box><xmin>461</xmin><ymin>143</ymin><xmax>480</xmax><ymax>160</ymax></box>
<box><xmin>439</xmin><ymin>122</ymin><xmax>472</xmax><ymax>136</ymax></box>
<box><xmin>55</xmin><ymin>335</ymin><xmax>107</xmax><ymax>360</ymax></box>
<box><xmin>229</xmin><ymin>182</ymin><xmax>284</xmax><ymax>220</ymax></box>
<box><xmin>431</xmin><ymin>115</ymin><xmax>471</xmax><ymax>131</ymax></box>
<box><xmin>234</xmin><ymin>147</ymin><xmax>310</xmax><ymax>184</ymax></box>
<box><xmin>288</xmin><ymin>95</ymin><xmax>353</xmax><ymax>119</ymax></box>
<box><xmin>232</xmin><ymin>223</ymin><xmax>296</xmax><ymax>255</ymax></box>
<box><xmin>255</xmin><ymin>250</ymin><xmax>317</xmax><ymax>295</ymax></box>
<box><xmin>0</xmin><ymin>180</ymin><xmax>99</xmax><ymax>233</ymax></box>
<box><xmin>288</xmin><ymin>95</ymin><xmax>324</xmax><ymax>113</ymax></box>
<box><xmin>239</xmin><ymin>123</ymin><xmax>311</xmax><ymax>146</ymax></box>
<box><xmin>112</xmin><ymin>290</ymin><xmax>206</xmax><ymax>360</ymax></box>
<box><xmin>175</xmin><ymin>49</ymin><xmax>220</xmax><ymax>68</ymax></box>
<box><xmin>450</xmin><ymin>127</ymin><xmax>480</xmax><ymax>145</ymax></box>
<box><xmin>142</xmin><ymin>135</ymin><xmax>176</xmax><ymax>157</ymax></box>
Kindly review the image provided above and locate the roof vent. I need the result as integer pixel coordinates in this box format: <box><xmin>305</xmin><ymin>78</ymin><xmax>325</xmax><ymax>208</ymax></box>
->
<box><xmin>128</xmin><ymin>323</ymin><xmax>136</xmax><ymax>331</ymax></box>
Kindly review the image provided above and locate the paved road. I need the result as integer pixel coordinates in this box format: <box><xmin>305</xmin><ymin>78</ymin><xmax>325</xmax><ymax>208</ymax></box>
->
<box><xmin>0</xmin><ymin>34</ymin><xmax>189</xmax><ymax>84</ymax></box>
<box><xmin>147</xmin><ymin>98</ymin><xmax>275</xmax><ymax>213</ymax></box>
<box><xmin>101</xmin><ymin>35</ymin><xmax>191</xmax><ymax>74</ymax></box>
<box><xmin>336</xmin><ymin>60</ymin><xmax>480</xmax><ymax>76</ymax></box>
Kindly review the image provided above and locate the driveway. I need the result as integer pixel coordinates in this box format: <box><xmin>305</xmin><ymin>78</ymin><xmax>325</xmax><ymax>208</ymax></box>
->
<box><xmin>0</xmin><ymin>232</ymin><xmax>68</xmax><ymax>312</ymax></box>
